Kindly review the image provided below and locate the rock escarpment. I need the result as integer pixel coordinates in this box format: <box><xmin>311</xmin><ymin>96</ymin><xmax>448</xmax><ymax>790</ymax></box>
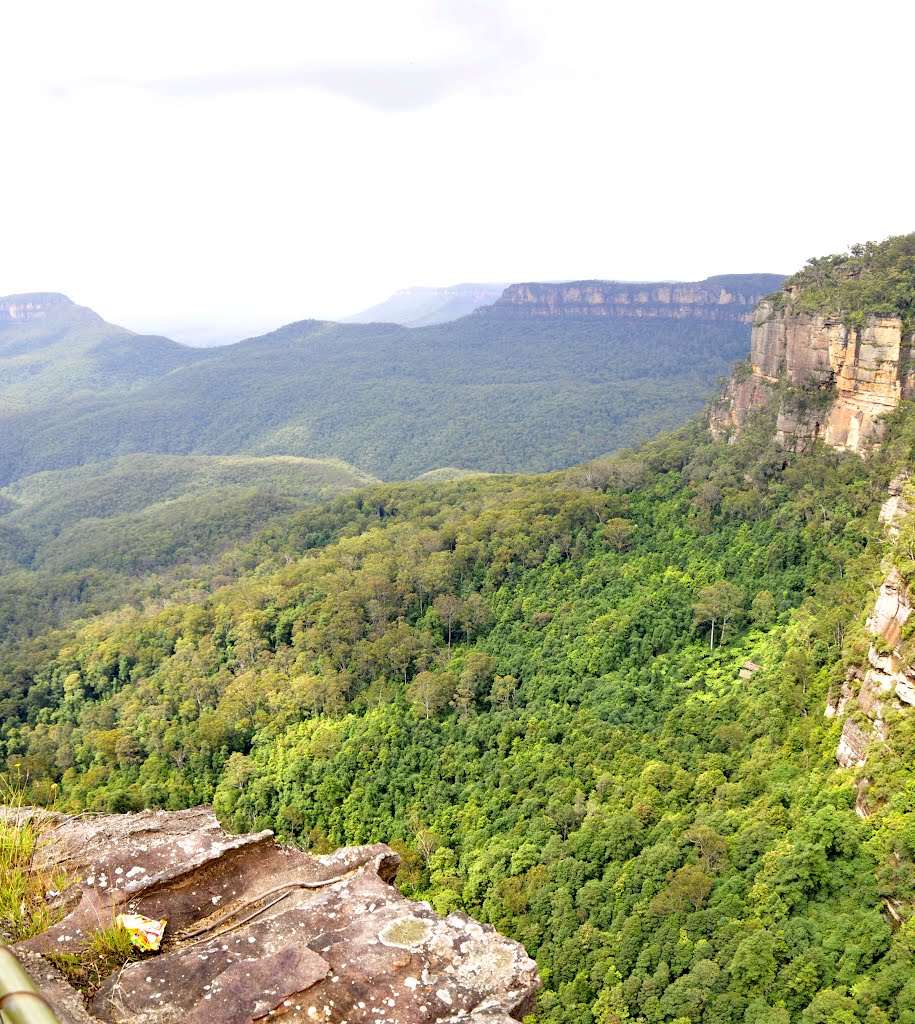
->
<box><xmin>826</xmin><ymin>475</ymin><xmax>915</xmax><ymax>781</ymax></box>
<box><xmin>480</xmin><ymin>274</ymin><xmax>784</xmax><ymax>322</ymax></box>
<box><xmin>14</xmin><ymin>806</ymin><xmax>539</xmax><ymax>1024</ymax></box>
<box><xmin>710</xmin><ymin>297</ymin><xmax>915</xmax><ymax>453</ymax></box>
<box><xmin>0</xmin><ymin>293</ymin><xmax>103</xmax><ymax>326</ymax></box>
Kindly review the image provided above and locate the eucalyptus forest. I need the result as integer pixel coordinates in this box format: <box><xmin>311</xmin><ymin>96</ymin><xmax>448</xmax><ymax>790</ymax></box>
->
<box><xmin>3</xmin><ymin>243</ymin><xmax>915</xmax><ymax>1023</ymax></box>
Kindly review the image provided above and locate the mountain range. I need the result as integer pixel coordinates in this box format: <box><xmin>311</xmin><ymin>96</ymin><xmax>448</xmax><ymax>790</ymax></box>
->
<box><xmin>0</xmin><ymin>273</ymin><xmax>782</xmax><ymax>486</ymax></box>
<box><xmin>13</xmin><ymin>245</ymin><xmax>915</xmax><ymax>1023</ymax></box>
<box><xmin>342</xmin><ymin>282</ymin><xmax>509</xmax><ymax>326</ymax></box>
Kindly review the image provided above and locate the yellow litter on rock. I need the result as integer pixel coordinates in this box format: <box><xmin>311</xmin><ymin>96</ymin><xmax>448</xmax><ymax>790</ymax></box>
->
<box><xmin>115</xmin><ymin>913</ymin><xmax>167</xmax><ymax>951</ymax></box>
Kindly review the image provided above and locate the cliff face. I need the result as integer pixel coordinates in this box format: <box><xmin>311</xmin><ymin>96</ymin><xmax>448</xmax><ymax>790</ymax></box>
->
<box><xmin>827</xmin><ymin>474</ymin><xmax>915</xmax><ymax>784</ymax></box>
<box><xmin>480</xmin><ymin>274</ymin><xmax>784</xmax><ymax>322</ymax></box>
<box><xmin>711</xmin><ymin>299</ymin><xmax>915</xmax><ymax>452</ymax></box>
<box><xmin>821</xmin><ymin>475</ymin><xmax>915</xmax><ymax>925</ymax></box>
<box><xmin>0</xmin><ymin>293</ymin><xmax>102</xmax><ymax>326</ymax></box>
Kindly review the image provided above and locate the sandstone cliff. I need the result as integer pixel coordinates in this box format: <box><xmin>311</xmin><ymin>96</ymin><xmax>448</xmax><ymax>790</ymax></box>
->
<box><xmin>710</xmin><ymin>297</ymin><xmax>915</xmax><ymax>453</ymax></box>
<box><xmin>820</xmin><ymin>475</ymin><xmax>915</xmax><ymax>934</ymax></box>
<box><xmin>11</xmin><ymin>806</ymin><xmax>540</xmax><ymax>1024</ymax></box>
<box><xmin>479</xmin><ymin>274</ymin><xmax>784</xmax><ymax>322</ymax></box>
<box><xmin>826</xmin><ymin>475</ymin><xmax>915</xmax><ymax>782</ymax></box>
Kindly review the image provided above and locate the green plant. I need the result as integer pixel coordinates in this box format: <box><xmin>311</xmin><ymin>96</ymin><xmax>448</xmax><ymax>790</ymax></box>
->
<box><xmin>0</xmin><ymin>775</ymin><xmax>67</xmax><ymax>942</ymax></box>
<box><xmin>48</xmin><ymin>921</ymin><xmax>138</xmax><ymax>997</ymax></box>
<box><xmin>0</xmin><ymin>938</ymin><xmax>62</xmax><ymax>1024</ymax></box>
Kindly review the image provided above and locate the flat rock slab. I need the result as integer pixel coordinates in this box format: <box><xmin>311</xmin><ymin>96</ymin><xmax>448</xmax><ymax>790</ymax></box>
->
<box><xmin>15</xmin><ymin>806</ymin><xmax>539</xmax><ymax>1024</ymax></box>
<box><xmin>23</xmin><ymin>806</ymin><xmax>275</xmax><ymax>955</ymax></box>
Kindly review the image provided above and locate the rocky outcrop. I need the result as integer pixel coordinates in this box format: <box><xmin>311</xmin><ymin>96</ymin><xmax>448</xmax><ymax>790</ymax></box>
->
<box><xmin>711</xmin><ymin>299</ymin><xmax>915</xmax><ymax>453</ymax></box>
<box><xmin>479</xmin><ymin>275</ymin><xmax>784</xmax><ymax>322</ymax></box>
<box><xmin>835</xmin><ymin>717</ymin><xmax>873</xmax><ymax>770</ymax></box>
<box><xmin>0</xmin><ymin>293</ymin><xmax>102</xmax><ymax>326</ymax></box>
<box><xmin>14</xmin><ymin>806</ymin><xmax>539</xmax><ymax>1024</ymax></box>
<box><xmin>879</xmin><ymin>472</ymin><xmax>912</xmax><ymax>536</ymax></box>
<box><xmin>827</xmin><ymin>480</ymin><xmax>915</xmax><ymax>773</ymax></box>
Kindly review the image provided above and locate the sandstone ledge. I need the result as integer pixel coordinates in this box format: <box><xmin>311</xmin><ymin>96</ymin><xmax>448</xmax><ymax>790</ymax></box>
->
<box><xmin>14</xmin><ymin>806</ymin><xmax>540</xmax><ymax>1024</ymax></box>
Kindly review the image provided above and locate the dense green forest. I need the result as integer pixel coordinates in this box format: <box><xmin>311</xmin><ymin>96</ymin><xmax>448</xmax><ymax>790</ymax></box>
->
<box><xmin>0</xmin><ymin>454</ymin><xmax>376</xmax><ymax>640</ymax></box>
<box><xmin>0</xmin><ymin>453</ymin><xmax>376</xmax><ymax>540</ymax></box>
<box><xmin>4</xmin><ymin>397</ymin><xmax>915</xmax><ymax>1022</ymax></box>
<box><xmin>778</xmin><ymin>233</ymin><xmax>915</xmax><ymax>331</ymax></box>
<box><xmin>0</xmin><ymin>300</ymin><xmax>760</xmax><ymax>483</ymax></box>
<box><xmin>0</xmin><ymin>292</ymin><xmax>204</xmax><ymax>410</ymax></box>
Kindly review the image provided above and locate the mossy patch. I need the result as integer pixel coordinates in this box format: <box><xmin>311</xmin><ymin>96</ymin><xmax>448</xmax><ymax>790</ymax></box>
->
<box><xmin>379</xmin><ymin>917</ymin><xmax>432</xmax><ymax>948</ymax></box>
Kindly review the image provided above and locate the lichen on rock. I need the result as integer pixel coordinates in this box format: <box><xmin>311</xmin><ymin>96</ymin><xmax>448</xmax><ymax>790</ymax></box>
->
<box><xmin>12</xmin><ymin>806</ymin><xmax>539</xmax><ymax>1024</ymax></box>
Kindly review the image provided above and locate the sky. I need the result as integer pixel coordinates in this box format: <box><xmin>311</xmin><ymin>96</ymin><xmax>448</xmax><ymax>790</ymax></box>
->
<box><xmin>1</xmin><ymin>0</ymin><xmax>912</xmax><ymax>345</ymax></box>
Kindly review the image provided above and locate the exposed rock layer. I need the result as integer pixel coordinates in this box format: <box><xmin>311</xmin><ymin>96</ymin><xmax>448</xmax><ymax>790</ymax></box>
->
<box><xmin>711</xmin><ymin>300</ymin><xmax>915</xmax><ymax>452</ymax></box>
<box><xmin>481</xmin><ymin>275</ymin><xmax>783</xmax><ymax>322</ymax></box>
<box><xmin>826</xmin><ymin>478</ymin><xmax>915</xmax><ymax>776</ymax></box>
<box><xmin>15</xmin><ymin>806</ymin><xmax>539</xmax><ymax>1024</ymax></box>
<box><xmin>0</xmin><ymin>293</ymin><xmax>102</xmax><ymax>325</ymax></box>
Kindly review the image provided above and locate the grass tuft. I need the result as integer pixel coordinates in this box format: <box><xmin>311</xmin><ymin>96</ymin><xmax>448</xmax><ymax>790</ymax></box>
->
<box><xmin>0</xmin><ymin>773</ymin><xmax>68</xmax><ymax>941</ymax></box>
<box><xmin>49</xmin><ymin>921</ymin><xmax>140</xmax><ymax>996</ymax></box>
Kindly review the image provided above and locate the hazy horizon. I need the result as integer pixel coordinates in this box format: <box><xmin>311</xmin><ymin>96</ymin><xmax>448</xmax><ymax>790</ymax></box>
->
<box><xmin>2</xmin><ymin>0</ymin><xmax>912</xmax><ymax>344</ymax></box>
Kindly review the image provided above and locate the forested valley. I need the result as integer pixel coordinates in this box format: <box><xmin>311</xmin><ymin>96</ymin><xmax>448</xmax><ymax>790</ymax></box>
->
<box><xmin>0</xmin><ymin>287</ymin><xmax>765</xmax><ymax>483</ymax></box>
<box><xmin>5</xmin><ymin>397</ymin><xmax>915</xmax><ymax>1022</ymax></box>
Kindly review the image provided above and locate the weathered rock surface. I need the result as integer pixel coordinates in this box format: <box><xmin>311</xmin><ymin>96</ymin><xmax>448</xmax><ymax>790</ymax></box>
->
<box><xmin>710</xmin><ymin>299</ymin><xmax>915</xmax><ymax>453</ymax></box>
<box><xmin>828</xmin><ymin>480</ymin><xmax>915</xmax><ymax>769</ymax></box>
<box><xmin>867</xmin><ymin>567</ymin><xmax>912</xmax><ymax>648</ymax></box>
<box><xmin>880</xmin><ymin>473</ymin><xmax>913</xmax><ymax>536</ymax></box>
<box><xmin>482</xmin><ymin>275</ymin><xmax>783</xmax><ymax>322</ymax></box>
<box><xmin>15</xmin><ymin>807</ymin><xmax>539</xmax><ymax>1024</ymax></box>
<box><xmin>836</xmin><ymin>717</ymin><xmax>873</xmax><ymax>769</ymax></box>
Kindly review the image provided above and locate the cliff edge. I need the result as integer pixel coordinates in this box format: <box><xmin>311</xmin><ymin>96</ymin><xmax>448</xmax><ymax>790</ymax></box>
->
<box><xmin>710</xmin><ymin>299</ymin><xmax>915</xmax><ymax>452</ymax></box>
<box><xmin>710</xmin><ymin>234</ymin><xmax>915</xmax><ymax>453</ymax></box>
<box><xmin>479</xmin><ymin>274</ymin><xmax>784</xmax><ymax>322</ymax></box>
<box><xmin>10</xmin><ymin>806</ymin><xmax>540</xmax><ymax>1024</ymax></box>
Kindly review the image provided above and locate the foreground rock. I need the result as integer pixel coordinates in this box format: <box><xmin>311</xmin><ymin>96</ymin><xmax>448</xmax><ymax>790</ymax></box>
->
<box><xmin>17</xmin><ymin>806</ymin><xmax>539</xmax><ymax>1023</ymax></box>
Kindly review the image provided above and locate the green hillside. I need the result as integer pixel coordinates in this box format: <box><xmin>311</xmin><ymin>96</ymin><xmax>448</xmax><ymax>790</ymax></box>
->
<box><xmin>4</xmin><ymin>401</ymin><xmax>915</xmax><ymax>1021</ymax></box>
<box><xmin>0</xmin><ymin>453</ymin><xmax>379</xmax><ymax>639</ymax></box>
<box><xmin>0</xmin><ymin>313</ymin><xmax>754</xmax><ymax>484</ymax></box>
<box><xmin>0</xmin><ymin>292</ymin><xmax>208</xmax><ymax>411</ymax></box>
<box><xmin>1</xmin><ymin>453</ymin><xmax>377</xmax><ymax>539</ymax></box>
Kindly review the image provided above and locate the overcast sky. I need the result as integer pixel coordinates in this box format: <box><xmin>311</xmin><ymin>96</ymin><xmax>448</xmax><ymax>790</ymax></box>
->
<box><xmin>1</xmin><ymin>0</ymin><xmax>911</xmax><ymax>344</ymax></box>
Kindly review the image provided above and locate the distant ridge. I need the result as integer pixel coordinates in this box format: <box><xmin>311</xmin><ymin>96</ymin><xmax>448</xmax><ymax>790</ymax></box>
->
<box><xmin>343</xmin><ymin>283</ymin><xmax>508</xmax><ymax>326</ymax></box>
<box><xmin>0</xmin><ymin>272</ymin><xmax>781</xmax><ymax>483</ymax></box>
<box><xmin>0</xmin><ymin>291</ymin><xmax>104</xmax><ymax>327</ymax></box>
<box><xmin>479</xmin><ymin>274</ymin><xmax>786</xmax><ymax>321</ymax></box>
<box><xmin>0</xmin><ymin>291</ymin><xmax>206</xmax><ymax>409</ymax></box>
